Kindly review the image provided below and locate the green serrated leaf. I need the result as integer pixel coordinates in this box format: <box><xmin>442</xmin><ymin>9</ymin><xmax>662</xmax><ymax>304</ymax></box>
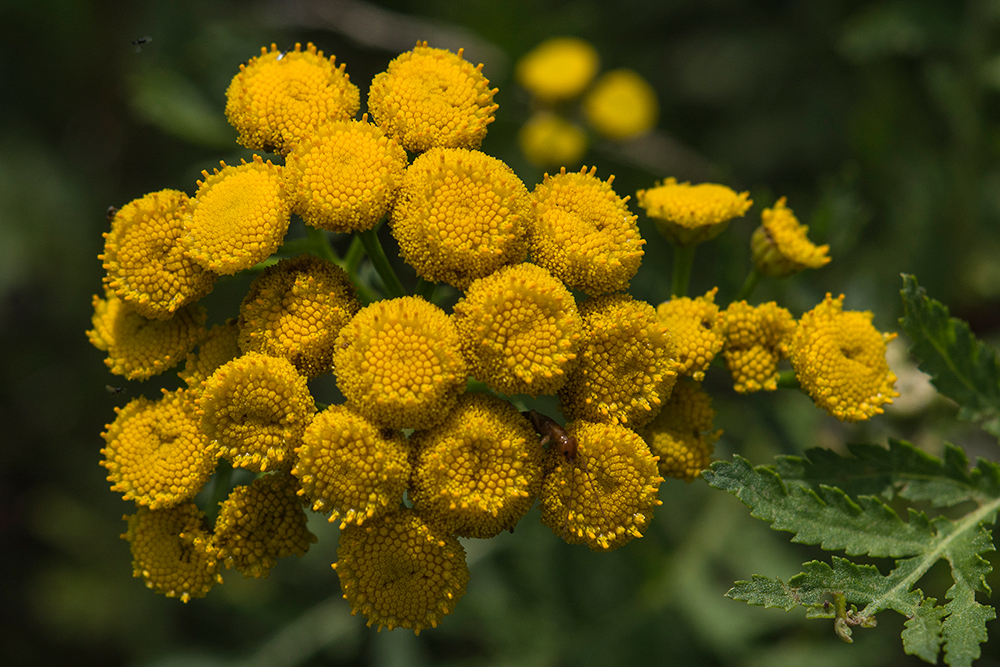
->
<box><xmin>902</xmin><ymin>598</ymin><xmax>945</xmax><ymax>663</ymax></box>
<box><xmin>789</xmin><ymin>557</ymin><xmax>923</xmax><ymax>615</ymax></box>
<box><xmin>941</xmin><ymin>587</ymin><xmax>995</xmax><ymax>667</ymax></box>
<box><xmin>726</xmin><ymin>574</ymin><xmax>812</xmax><ymax>610</ymax></box>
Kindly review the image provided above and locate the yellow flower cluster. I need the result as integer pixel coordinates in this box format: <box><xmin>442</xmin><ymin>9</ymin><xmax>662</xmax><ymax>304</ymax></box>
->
<box><xmin>719</xmin><ymin>301</ymin><xmax>795</xmax><ymax>393</ymax></box>
<box><xmin>636</xmin><ymin>178</ymin><xmax>752</xmax><ymax>246</ymax></box>
<box><xmin>656</xmin><ymin>289</ymin><xmax>724</xmax><ymax>381</ymax></box>
<box><xmin>639</xmin><ymin>379</ymin><xmax>721</xmax><ymax>482</ymax></box>
<box><xmin>751</xmin><ymin>197</ymin><xmax>831</xmax><ymax>278</ymax></box>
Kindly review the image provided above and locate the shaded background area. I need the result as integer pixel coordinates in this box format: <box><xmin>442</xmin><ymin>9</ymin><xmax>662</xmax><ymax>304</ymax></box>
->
<box><xmin>2</xmin><ymin>0</ymin><xmax>999</xmax><ymax>665</ymax></box>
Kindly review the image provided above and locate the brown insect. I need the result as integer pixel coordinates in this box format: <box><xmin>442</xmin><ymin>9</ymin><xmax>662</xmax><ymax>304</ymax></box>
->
<box><xmin>106</xmin><ymin>206</ymin><xmax>118</xmax><ymax>221</ymax></box>
<box><xmin>105</xmin><ymin>385</ymin><xmax>126</xmax><ymax>396</ymax></box>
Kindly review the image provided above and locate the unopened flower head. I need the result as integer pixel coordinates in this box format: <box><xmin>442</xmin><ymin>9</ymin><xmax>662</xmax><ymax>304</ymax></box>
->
<box><xmin>518</xmin><ymin>111</ymin><xmax>588</xmax><ymax>168</ymax></box>
<box><xmin>636</xmin><ymin>178</ymin><xmax>752</xmax><ymax>246</ymax></box>
<box><xmin>788</xmin><ymin>294</ymin><xmax>899</xmax><ymax>422</ymax></box>
<box><xmin>198</xmin><ymin>352</ymin><xmax>315</xmax><ymax>471</ymax></box>
<box><xmin>751</xmin><ymin>197</ymin><xmax>831</xmax><ymax>278</ymax></box>
<box><xmin>284</xmin><ymin>119</ymin><xmax>408</xmax><ymax>233</ymax></box>
<box><xmin>225</xmin><ymin>42</ymin><xmax>360</xmax><ymax>155</ymax></box>
<box><xmin>638</xmin><ymin>379</ymin><xmax>721</xmax><ymax>482</ymax></box>
<box><xmin>409</xmin><ymin>394</ymin><xmax>544</xmax><ymax>538</ymax></box>
<box><xmin>183</xmin><ymin>156</ymin><xmax>289</xmax><ymax>276</ymax></box>
<box><xmin>656</xmin><ymin>289</ymin><xmax>724</xmax><ymax>381</ymax></box>
<box><xmin>334</xmin><ymin>297</ymin><xmax>467</xmax><ymax>429</ymax></box>
<box><xmin>530</xmin><ymin>166</ymin><xmax>644</xmax><ymax>295</ymax></box>
<box><xmin>515</xmin><ymin>37</ymin><xmax>599</xmax><ymax>103</ymax></box>
<box><xmin>238</xmin><ymin>255</ymin><xmax>361</xmax><ymax>377</ymax></box>
<box><xmin>719</xmin><ymin>301</ymin><xmax>796</xmax><ymax>393</ymax></box>
<box><xmin>583</xmin><ymin>69</ymin><xmax>659</xmax><ymax>140</ymax></box>
<box><xmin>294</xmin><ymin>405</ymin><xmax>410</xmax><ymax>528</ymax></box>
<box><xmin>368</xmin><ymin>43</ymin><xmax>498</xmax><ymax>152</ymax></box>
<box><xmin>453</xmin><ymin>263</ymin><xmax>581</xmax><ymax>396</ymax></box>
<box><xmin>334</xmin><ymin>508</ymin><xmax>469</xmax><ymax>634</ymax></box>
<box><xmin>391</xmin><ymin>148</ymin><xmax>531</xmax><ymax>289</ymax></box>
<box><xmin>178</xmin><ymin>320</ymin><xmax>241</xmax><ymax>388</ymax></box>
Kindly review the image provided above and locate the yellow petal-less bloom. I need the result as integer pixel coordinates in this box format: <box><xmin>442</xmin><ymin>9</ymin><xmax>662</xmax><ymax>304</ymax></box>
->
<box><xmin>559</xmin><ymin>294</ymin><xmax>678</xmax><ymax>428</ymax></box>
<box><xmin>638</xmin><ymin>379</ymin><xmax>721</xmax><ymax>482</ymax></box>
<box><xmin>183</xmin><ymin>156</ymin><xmax>290</xmax><ymax>276</ymax></box>
<box><xmin>453</xmin><ymin>263</ymin><xmax>581</xmax><ymax>396</ymax></box>
<box><xmin>238</xmin><ymin>255</ymin><xmax>361</xmax><ymax>377</ymax></box>
<box><xmin>518</xmin><ymin>112</ymin><xmax>588</xmax><ymax>168</ymax></box>
<box><xmin>583</xmin><ymin>69</ymin><xmax>659</xmax><ymax>140</ymax></box>
<box><xmin>102</xmin><ymin>190</ymin><xmax>216</xmax><ymax>320</ymax></box>
<box><xmin>751</xmin><ymin>197</ymin><xmax>831</xmax><ymax>278</ymax></box>
<box><xmin>198</xmin><ymin>353</ymin><xmax>315</xmax><ymax>472</ymax></box>
<box><xmin>294</xmin><ymin>405</ymin><xmax>410</xmax><ymax>528</ymax></box>
<box><xmin>530</xmin><ymin>167</ymin><xmax>644</xmax><ymax>295</ymax></box>
<box><xmin>368</xmin><ymin>43</ymin><xmax>498</xmax><ymax>152</ymax></box>
<box><xmin>284</xmin><ymin>119</ymin><xmax>408</xmax><ymax>233</ymax></box>
<box><xmin>788</xmin><ymin>294</ymin><xmax>899</xmax><ymax>422</ymax></box>
<box><xmin>225</xmin><ymin>42</ymin><xmax>360</xmax><ymax>155</ymax></box>
<box><xmin>409</xmin><ymin>394</ymin><xmax>544</xmax><ymax>538</ymax></box>
<box><xmin>656</xmin><ymin>288</ymin><xmax>724</xmax><ymax>381</ymax></box>
<box><xmin>122</xmin><ymin>504</ymin><xmax>222</xmax><ymax>602</ymax></box>
<box><xmin>539</xmin><ymin>420</ymin><xmax>663</xmax><ymax>551</ymax></box>
<box><xmin>87</xmin><ymin>291</ymin><xmax>206</xmax><ymax>380</ymax></box>
<box><xmin>719</xmin><ymin>301</ymin><xmax>796</xmax><ymax>393</ymax></box>
<box><xmin>334</xmin><ymin>297</ymin><xmax>467</xmax><ymax>429</ymax></box>
<box><xmin>101</xmin><ymin>389</ymin><xmax>218</xmax><ymax>509</ymax></box>
<box><xmin>178</xmin><ymin>320</ymin><xmax>241</xmax><ymax>388</ymax></box>
<box><xmin>515</xmin><ymin>37</ymin><xmax>600</xmax><ymax>103</ymax></box>
<box><xmin>334</xmin><ymin>508</ymin><xmax>469</xmax><ymax>634</ymax></box>
<box><xmin>390</xmin><ymin>148</ymin><xmax>531</xmax><ymax>289</ymax></box>
<box><xmin>636</xmin><ymin>178</ymin><xmax>752</xmax><ymax>247</ymax></box>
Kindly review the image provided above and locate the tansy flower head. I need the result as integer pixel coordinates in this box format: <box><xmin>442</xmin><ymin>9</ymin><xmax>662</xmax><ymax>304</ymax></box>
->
<box><xmin>409</xmin><ymin>393</ymin><xmax>543</xmax><ymax>538</ymax></box>
<box><xmin>638</xmin><ymin>379</ymin><xmax>721</xmax><ymax>482</ymax></box>
<box><xmin>334</xmin><ymin>297</ymin><xmax>467</xmax><ymax>429</ymax></box>
<box><xmin>515</xmin><ymin>37</ymin><xmax>600</xmax><ymax>103</ymax></box>
<box><xmin>334</xmin><ymin>507</ymin><xmax>469</xmax><ymax>634</ymax></box>
<box><xmin>284</xmin><ymin>119</ymin><xmax>408</xmax><ymax>233</ymax></box>
<box><xmin>559</xmin><ymin>294</ymin><xmax>678</xmax><ymax>428</ymax></box>
<box><xmin>238</xmin><ymin>255</ymin><xmax>361</xmax><ymax>377</ymax></box>
<box><xmin>636</xmin><ymin>178</ymin><xmax>752</xmax><ymax>247</ymax></box>
<box><xmin>198</xmin><ymin>352</ymin><xmax>315</xmax><ymax>472</ymax></box>
<box><xmin>390</xmin><ymin>148</ymin><xmax>531</xmax><ymax>289</ymax></box>
<box><xmin>294</xmin><ymin>405</ymin><xmax>410</xmax><ymax>528</ymax></box>
<box><xmin>539</xmin><ymin>420</ymin><xmax>662</xmax><ymax>551</ymax></box>
<box><xmin>719</xmin><ymin>301</ymin><xmax>796</xmax><ymax>393</ymax></box>
<box><xmin>583</xmin><ymin>69</ymin><xmax>659</xmax><ymax>140</ymax></box>
<box><xmin>225</xmin><ymin>42</ymin><xmax>360</xmax><ymax>155</ymax></box>
<box><xmin>101</xmin><ymin>389</ymin><xmax>218</xmax><ymax>509</ymax></box>
<box><xmin>101</xmin><ymin>190</ymin><xmax>215</xmax><ymax>320</ymax></box>
<box><xmin>529</xmin><ymin>166</ymin><xmax>644</xmax><ymax>295</ymax></box>
<box><xmin>183</xmin><ymin>156</ymin><xmax>290</xmax><ymax>276</ymax></box>
<box><xmin>122</xmin><ymin>504</ymin><xmax>222</xmax><ymax>602</ymax></box>
<box><xmin>788</xmin><ymin>294</ymin><xmax>899</xmax><ymax>422</ymax></box>
<box><xmin>518</xmin><ymin>112</ymin><xmax>588</xmax><ymax>168</ymax></box>
<box><xmin>453</xmin><ymin>263</ymin><xmax>581</xmax><ymax>396</ymax></box>
<box><xmin>178</xmin><ymin>320</ymin><xmax>241</xmax><ymax>388</ymax></box>
<box><xmin>368</xmin><ymin>43</ymin><xmax>498</xmax><ymax>152</ymax></box>
<box><xmin>656</xmin><ymin>288</ymin><xmax>724</xmax><ymax>381</ymax></box>
<box><xmin>88</xmin><ymin>292</ymin><xmax>206</xmax><ymax>380</ymax></box>
<box><xmin>751</xmin><ymin>197</ymin><xmax>831</xmax><ymax>278</ymax></box>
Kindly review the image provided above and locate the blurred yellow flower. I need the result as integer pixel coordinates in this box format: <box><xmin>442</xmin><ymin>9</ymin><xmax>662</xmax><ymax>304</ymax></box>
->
<box><xmin>583</xmin><ymin>69</ymin><xmax>659</xmax><ymax>140</ymax></box>
<box><xmin>751</xmin><ymin>197</ymin><xmax>831</xmax><ymax>278</ymax></box>
<box><xmin>518</xmin><ymin>112</ymin><xmax>588</xmax><ymax>168</ymax></box>
<box><xmin>719</xmin><ymin>301</ymin><xmax>796</xmax><ymax>393</ymax></box>
<box><xmin>636</xmin><ymin>178</ymin><xmax>752</xmax><ymax>246</ymax></box>
<box><xmin>656</xmin><ymin>289</ymin><xmax>724</xmax><ymax>381</ymax></box>
<box><xmin>639</xmin><ymin>379</ymin><xmax>721</xmax><ymax>482</ymax></box>
<box><xmin>515</xmin><ymin>37</ymin><xmax>600</xmax><ymax>103</ymax></box>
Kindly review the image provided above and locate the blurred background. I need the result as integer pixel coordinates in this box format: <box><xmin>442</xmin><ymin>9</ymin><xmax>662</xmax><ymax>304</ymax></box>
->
<box><xmin>3</xmin><ymin>0</ymin><xmax>999</xmax><ymax>664</ymax></box>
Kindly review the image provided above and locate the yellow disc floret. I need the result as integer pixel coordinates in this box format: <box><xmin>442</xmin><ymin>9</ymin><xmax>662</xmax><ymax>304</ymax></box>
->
<box><xmin>788</xmin><ymin>294</ymin><xmax>899</xmax><ymax>422</ymax></box>
<box><xmin>368</xmin><ymin>43</ymin><xmax>498</xmax><ymax>152</ymax></box>
<box><xmin>638</xmin><ymin>379</ymin><xmax>721</xmax><ymax>482</ymax></box>
<box><xmin>225</xmin><ymin>42</ymin><xmax>360</xmax><ymax>155</ymax></box>
<box><xmin>178</xmin><ymin>320</ymin><xmax>241</xmax><ymax>388</ymax></box>
<box><xmin>530</xmin><ymin>166</ymin><xmax>644</xmax><ymax>295</ymax></box>
<box><xmin>751</xmin><ymin>197</ymin><xmax>831</xmax><ymax>278</ymax></box>
<box><xmin>518</xmin><ymin>111</ymin><xmax>588</xmax><ymax>168</ymax></box>
<box><xmin>515</xmin><ymin>37</ymin><xmax>600</xmax><ymax>103</ymax></box>
<box><xmin>719</xmin><ymin>301</ymin><xmax>796</xmax><ymax>393</ymax></box>
<box><xmin>583</xmin><ymin>69</ymin><xmax>659</xmax><ymax>140</ymax></box>
<box><xmin>655</xmin><ymin>288</ymin><xmax>724</xmax><ymax>381</ymax></box>
<box><xmin>636</xmin><ymin>178</ymin><xmax>752</xmax><ymax>246</ymax></box>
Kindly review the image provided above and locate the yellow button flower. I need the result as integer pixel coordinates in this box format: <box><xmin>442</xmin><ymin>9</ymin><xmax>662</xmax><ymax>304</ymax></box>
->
<box><xmin>178</xmin><ymin>320</ymin><xmax>241</xmax><ymax>388</ymax></box>
<box><xmin>751</xmin><ymin>197</ymin><xmax>831</xmax><ymax>278</ymax></box>
<box><xmin>559</xmin><ymin>294</ymin><xmax>678</xmax><ymax>428</ymax></box>
<box><xmin>518</xmin><ymin>111</ymin><xmax>588</xmax><ymax>168</ymax></box>
<box><xmin>183</xmin><ymin>156</ymin><xmax>290</xmax><ymax>276</ymax></box>
<box><xmin>453</xmin><ymin>263</ymin><xmax>581</xmax><ymax>396</ymax></box>
<box><xmin>583</xmin><ymin>69</ymin><xmax>659</xmax><ymax>140</ymax></box>
<box><xmin>225</xmin><ymin>42</ymin><xmax>360</xmax><ymax>155</ymax></box>
<box><xmin>788</xmin><ymin>294</ymin><xmax>899</xmax><ymax>422</ymax></box>
<box><xmin>238</xmin><ymin>255</ymin><xmax>361</xmax><ymax>377</ymax></box>
<box><xmin>198</xmin><ymin>352</ymin><xmax>315</xmax><ymax>472</ymax></box>
<box><xmin>390</xmin><ymin>148</ymin><xmax>531</xmax><ymax>289</ymax></box>
<box><xmin>334</xmin><ymin>297</ymin><xmax>467</xmax><ymax>429</ymax></box>
<box><xmin>719</xmin><ymin>301</ymin><xmax>796</xmax><ymax>393</ymax></box>
<box><xmin>530</xmin><ymin>166</ymin><xmax>644</xmax><ymax>295</ymax></box>
<box><xmin>656</xmin><ymin>289</ymin><xmax>725</xmax><ymax>381</ymax></box>
<box><xmin>284</xmin><ymin>119</ymin><xmax>408</xmax><ymax>233</ymax></box>
<box><xmin>515</xmin><ymin>37</ymin><xmax>600</xmax><ymax>103</ymax></box>
<box><xmin>539</xmin><ymin>420</ymin><xmax>663</xmax><ymax>551</ymax></box>
<box><xmin>638</xmin><ymin>379</ymin><xmax>721</xmax><ymax>482</ymax></box>
<box><xmin>102</xmin><ymin>189</ymin><xmax>216</xmax><ymax>320</ymax></box>
<box><xmin>294</xmin><ymin>405</ymin><xmax>410</xmax><ymax>528</ymax></box>
<box><xmin>333</xmin><ymin>508</ymin><xmax>469</xmax><ymax>634</ymax></box>
<box><xmin>368</xmin><ymin>43</ymin><xmax>498</xmax><ymax>152</ymax></box>
<box><xmin>409</xmin><ymin>393</ymin><xmax>544</xmax><ymax>538</ymax></box>
<box><xmin>636</xmin><ymin>178</ymin><xmax>752</xmax><ymax>246</ymax></box>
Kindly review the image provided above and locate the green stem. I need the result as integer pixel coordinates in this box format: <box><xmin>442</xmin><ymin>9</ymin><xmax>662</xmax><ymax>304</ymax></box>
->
<box><xmin>415</xmin><ymin>277</ymin><xmax>437</xmax><ymax>302</ymax></box>
<box><xmin>358</xmin><ymin>228</ymin><xmax>406</xmax><ymax>298</ymax></box>
<box><xmin>735</xmin><ymin>267</ymin><xmax>762</xmax><ymax>302</ymax></box>
<box><xmin>671</xmin><ymin>244</ymin><xmax>697</xmax><ymax>297</ymax></box>
<box><xmin>344</xmin><ymin>235</ymin><xmax>364</xmax><ymax>274</ymax></box>
<box><xmin>207</xmin><ymin>464</ymin><xmax>233</xmax><ymax>522</ymax></box>
<box><xmin>776</xmin><ymin>369</ymin><xmax>799</xmax><ymax>389</ymax></box>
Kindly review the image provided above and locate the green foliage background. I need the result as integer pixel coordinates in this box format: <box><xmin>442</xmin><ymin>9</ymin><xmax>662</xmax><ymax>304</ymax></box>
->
<box><xmin>3</xmin><ymin>0</ymin><xmax>1000</xmax><ymax>664</ymax></box>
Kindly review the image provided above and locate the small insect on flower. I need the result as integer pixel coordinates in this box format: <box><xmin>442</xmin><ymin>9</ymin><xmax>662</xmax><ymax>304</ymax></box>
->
<box><xmin>132</xmin><ymin>36</ymin><xmax>152</xmax><ymax>53</ymax></box>
<box><xmin>105</xmin><ymin>384</ymin><xmax>126</xmax><ymax>396</ymax></box>
<box><xmin>106</xmin><ymin>206</ymin><xmax>119</xmax><ymax>221</ymax></box>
